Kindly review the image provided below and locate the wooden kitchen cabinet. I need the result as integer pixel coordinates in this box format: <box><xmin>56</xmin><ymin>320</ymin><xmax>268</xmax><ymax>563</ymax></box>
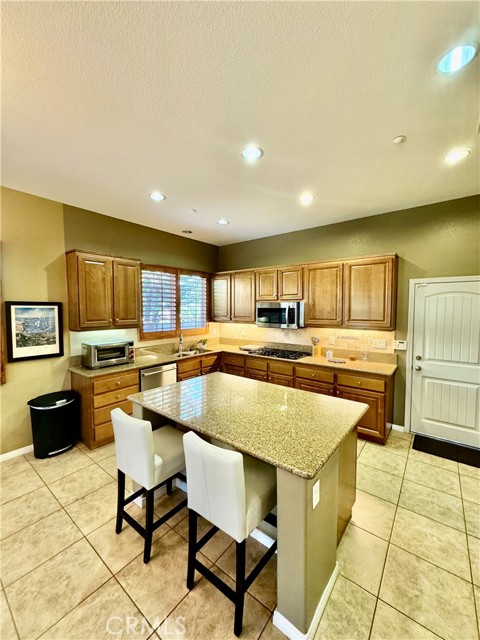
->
<box><xmin>222</xmin><ymin>353</ymin><xmax>245</xmax><ymax>376</ymax></box>
<box><xmin>304</xmin><ymin>262</ymin><xmax>343</xmax><ymax>327</ymax></box>
<box><xmin>71</xmin><ymin>369</ymin><xmax>139</xmax><ymax>449</ymax></box>
<box><xmin>343</xmin><ymin>255</ymin><xmax>397</xmax><ymax>330</ymax></box>
<box><xmin>335</xmin><ymin>372</ymin><xmax>392</xmax><ymax>444</ymax></box>
<box><xmin>245</xmin><ymin>356</ymin><xmax>268</xmax><ymax>382</ymax></box>
<box><xmin>268</xmin><ymin>360</ymin><xmax>294</xmax><ymax>387</ymax></box>
<box><xmin>256</xmin><ymin>266</ymin><xmax>303</xmax><ymax>301</ymax></box>
<box><xmin>211</xmin><ymin>271</ymin><xmax>255</xmax><ymax>322</ymax></box>
<box><xmin>66</xmin><ymin>250</ymin><xmax>140</xmax><ymax>330</ymax></box>
<box><xmin>176</xmin><ymin>353</ymin><xmax>222</xmax><ymax>381</ymax></box>
<box><xmin>295</xmin><ymin>365</ymin><xmax>335</xmax><ymax>396</ymax></box>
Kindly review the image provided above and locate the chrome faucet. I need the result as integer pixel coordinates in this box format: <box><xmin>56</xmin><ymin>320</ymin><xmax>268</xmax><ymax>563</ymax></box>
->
<box><xmin>178</xmin><ymin>332</ymin><xmax>183</xmax><ymax>356</ymax></box>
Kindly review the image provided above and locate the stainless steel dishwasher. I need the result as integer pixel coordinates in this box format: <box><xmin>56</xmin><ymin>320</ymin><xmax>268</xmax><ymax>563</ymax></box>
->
<box><xmin>140</xmin><ymin>362</ymin><xmax>177</xmax><ymax>391</ymax></box>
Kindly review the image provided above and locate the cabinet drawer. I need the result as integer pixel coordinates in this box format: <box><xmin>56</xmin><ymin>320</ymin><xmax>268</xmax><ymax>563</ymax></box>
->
<box><xmin>269</xmin><ymin>361</ymin><xmax>294</xmax><ymax>376</ymax></box>
<box><xmin>336</xmin><ymin>374</ymin><xmax>385</xmax><ymax>393</ymax></box>
<box><xmin>93</xmin><ymin>372</ymin><xmax>138</xmax><ymax>395</ymax></box>
<box><xmin>177</xmin><ymin>357</ymin><xmax>201</xmax><ymax>374</ymax></box>
<box><xmin>93</xmin><ymin>385</ymin><xmax>139</xmax><ymax>409</ymax></box>
<box><xmin>223</xmin><ymin>354</ymin><xmax>245</xmax><ymax>367</ymax></box>
<box><xmin>94</xmin><ymin>421</ymin><xmax>114</xmax><ymax>442</ymax></box>
<box><xmin>94</xmin><ymin>399</ymin><xmax>132</xmax><ymax>426</ymax></box>
<box><xmin>295</xmin><ymin>366</ymin><xmax>334</xmax><ymax>384</ymax></box>
<box><xmin>201</xmin><ymin>354</ymin><xmax>220</xmax><ymax>369</ymax></box>
<box><xmin>245</xmin><ymin>357</ymin><xmax>268</xmax><ymax>372</ymax></box>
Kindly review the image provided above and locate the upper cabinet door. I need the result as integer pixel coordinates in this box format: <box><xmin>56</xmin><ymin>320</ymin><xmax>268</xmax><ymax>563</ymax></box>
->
<box><xmin>304</xmin><ymin>262</ymin><xmax>343</xmax><ymax>326</ymax></box>
<box><xmin>113</xmin><ymin>258</ymin><xmax>141</xmax><ymax>327</ymax></box>
<box><xmin>278</xmin><ymin>266</ymin><xmax>303</xmax><ymax>300</ymax></box>
<box><xmin>211</xmin><ymin>274</ymin><xmax>231</xmax><ymax>321</ymax></box>
<box><xmin>256</xmin><ymin>269</ymin><xmax>278</xmax><ymax>300</ymax></box>
<box><xmin>77</xmin><ymin>253</ymin><xmax>113</xmax><ymax>329</ymax></box>
<box><xmin>343</xmin><ymin>255</ymin><xmax>397</xmax><ymax>330</ymax></box>
<box><xmin>231</xmin><ymin>271</ymin><xmax>256</xmax><ymax>322</ymax></box>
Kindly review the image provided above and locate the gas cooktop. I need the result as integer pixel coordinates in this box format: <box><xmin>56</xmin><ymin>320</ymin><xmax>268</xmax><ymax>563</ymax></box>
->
<box><xmin>252</xmin><ymin>348</ymin><xmax>309</xmax><ymax>360</ymax></box>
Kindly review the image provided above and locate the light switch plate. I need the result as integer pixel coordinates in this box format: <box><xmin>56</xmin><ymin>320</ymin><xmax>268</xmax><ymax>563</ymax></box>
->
<box><xmin>373</xmin><ymin>339</ymin><xmax>387</xmax><ymax>349</ymax></box>
<box><xmin>329</xmin><ymin>336</ymin><xmax>335</xmax><ymax>345</ymax></box>
<box><xmin>312</xmin><ymin>480</ymin><xmax>320</xmax><ymax>509</ymax></box>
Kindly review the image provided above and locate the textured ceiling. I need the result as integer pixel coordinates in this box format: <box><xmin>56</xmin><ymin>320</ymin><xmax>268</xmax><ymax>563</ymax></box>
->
<box><xmin>2</xmin><ymin>1</ymin><xmax>479</xmax><ymax>246</ymax></box>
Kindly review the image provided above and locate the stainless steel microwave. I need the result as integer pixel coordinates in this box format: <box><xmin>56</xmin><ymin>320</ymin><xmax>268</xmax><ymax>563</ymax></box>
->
<box><xmin>256</xmin><ymin>302</ymin><xmax>305</xmax><ymax>329</ymax></box>
<box><xmin>81</xmin><ymin>340</ymin><xmax>134</xmax><ymax>369</ymax></box>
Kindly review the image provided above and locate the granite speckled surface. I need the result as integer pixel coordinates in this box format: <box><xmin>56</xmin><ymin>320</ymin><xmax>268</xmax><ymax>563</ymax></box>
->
<box><xmin>128</xmin><ymin>372</ymin><xmax>368</xmax><ymax>479</ymax></box>
<box><xmin>69</xmin><ymin>345</ymin><xmax>397</xmax><ymax>378</ymax></box>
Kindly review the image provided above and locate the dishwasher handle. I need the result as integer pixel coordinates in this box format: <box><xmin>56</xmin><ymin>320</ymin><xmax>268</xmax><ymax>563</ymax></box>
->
<box><xmin>141</xmin><ymin>369</ymin><xmax>166</xmax><ymax>377</ymax></box>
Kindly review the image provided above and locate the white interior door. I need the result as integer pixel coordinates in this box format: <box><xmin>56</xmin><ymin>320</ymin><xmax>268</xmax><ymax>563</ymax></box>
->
<box><xmin>409</xmin><ymin>277</ymin><xmax>480</xmax><ymax>448</ymax></box>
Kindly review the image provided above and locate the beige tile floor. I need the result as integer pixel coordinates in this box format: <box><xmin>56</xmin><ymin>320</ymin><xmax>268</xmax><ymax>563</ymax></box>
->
<box><xmin>0</xmin><ymin>431</ymin><xmax>478</xmax><ymax>640</ymax></box>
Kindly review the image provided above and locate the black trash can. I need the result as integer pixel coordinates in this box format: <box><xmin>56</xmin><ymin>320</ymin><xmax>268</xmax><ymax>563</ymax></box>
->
<box><xmin>27</xmin><ymin>390</ymin><xmax>80</xmax><ymax>459</ymax></box>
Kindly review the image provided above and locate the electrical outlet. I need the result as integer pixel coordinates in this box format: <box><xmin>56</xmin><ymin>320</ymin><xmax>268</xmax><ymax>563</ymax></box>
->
<box><xmin>394</xmin><ymin>340</ymin><xmax>407</xmax><ymax>350</ymax></box>
<box><xmin>329</xmin><ymin>336</ymin><xmax>335</xmax><ymax>345</ymax></box>
<box><xmin>373</xmin><ymin>339</ymin><xmax>387</xmax><ymax>349</ymax></box>
<box><xmin>312</xmin><ymin>480</ymin><xmax>320</xmax><ymax>509</ymax></box>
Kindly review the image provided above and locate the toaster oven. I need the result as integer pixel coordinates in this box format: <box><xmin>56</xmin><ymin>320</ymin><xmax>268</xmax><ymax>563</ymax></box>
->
<box><xmin>81</xmin><ymin>340</ymin><xmax>134</xmax><ymax>369</ymax></box>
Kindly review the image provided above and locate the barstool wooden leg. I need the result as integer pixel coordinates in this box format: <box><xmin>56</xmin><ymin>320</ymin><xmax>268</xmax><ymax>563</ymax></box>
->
<box><xmin>234</xmin><ymin>540</ymin><xmax>246</xmax><ymax>637</ymax></box>
<box><xmin>143</xmin><ymin>489</ymin><xmax>154</xmax><ymax>564</ymax></box>
<box><xmin>116</xmin><ymin>470</ymin><xmax>125</xmax><ymax>534</ymax></box>
<box><xmin>187</xmin><ymin>509</ymin><xmax>197</xmax><ymax>589</ymax></box>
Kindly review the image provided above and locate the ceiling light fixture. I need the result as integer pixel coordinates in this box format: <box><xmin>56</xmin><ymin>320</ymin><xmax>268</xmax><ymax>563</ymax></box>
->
<box><xmin>444</xmin><ymin>148</ymin><xmax>471</xmax><ymax>165</ymax></box>
<box><xmin>149</xmin><ymin>191</ymin><xmax>166</xmax><ymax>202</ymax></box>
<box><xmin>217</xmin><ymin>218</ymin><xmax>230</xmax><ymax>225</ymax></box>
<box><xmin>393</xmin><ymin>135</ymin><xmax>407</xmax><ymax>144</ymax></box>
<box><xmin>299</xmin><ymin>193</ymin><xmax>315</xmax><ymax>205</ymax></box>
<box><xmin>189</xmin><ymin>209</ymin><xmax>197</xmax><ymax>213</ymax></box>
<box><xmin>438</xmin><ymin>44</ymin><xmax>477</xmax><ymax>74</ymax></box>
<box><xmin>242</xmin><ymin>146</ymin><xmax>263</xmax><ymax>161</ymax></box>
<box><xmin>182</xmin><ymin>230</ymin><xmax>193</xmax><ymax>234</ymax></box>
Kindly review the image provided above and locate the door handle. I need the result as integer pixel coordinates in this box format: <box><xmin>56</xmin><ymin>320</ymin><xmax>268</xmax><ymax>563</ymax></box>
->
<box><xmin>415</xmin><ymin>366</ymin><xmax>422</xmax><ymax>371</ymax></box>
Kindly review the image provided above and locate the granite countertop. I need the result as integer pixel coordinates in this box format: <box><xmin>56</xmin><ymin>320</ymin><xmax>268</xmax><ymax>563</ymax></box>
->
<box><xmin>128</xmin><ymin>372</ymin><xmax>368</xmax><ymax>479</ymax></box>
<box><xmin>69</xmin><ymin>344</ymin><xmax>397</xmax><ymax>377</ymax></box>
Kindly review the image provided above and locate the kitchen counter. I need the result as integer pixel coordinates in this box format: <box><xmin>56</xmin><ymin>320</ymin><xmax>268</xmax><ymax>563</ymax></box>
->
<box><xmin>69</xmin><ymin>344</ymin><xmax>397</xmax><ymax>378</ymax></box>
<box><xmin>129</xmin><ymin>371</ymin><xmax>368</xmax><ymax>479</ymax></box>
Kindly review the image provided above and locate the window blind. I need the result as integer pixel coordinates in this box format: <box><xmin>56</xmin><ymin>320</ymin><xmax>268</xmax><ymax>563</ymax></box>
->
<box><xmin>141</xmin><ymin>268</ymin><xmax>176</xmax><ymax>335</ymax></box>
<box><xmin>180</xmin><ymin>273</ymin><xmax>207</xmax><ymax>330</ymax></box>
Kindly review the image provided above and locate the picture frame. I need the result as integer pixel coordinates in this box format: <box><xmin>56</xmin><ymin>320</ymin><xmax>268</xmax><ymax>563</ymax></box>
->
<box><xmin>5</xmin><ymin>301</ymin><xmax>64</xmax><ymax>363</ymax></box>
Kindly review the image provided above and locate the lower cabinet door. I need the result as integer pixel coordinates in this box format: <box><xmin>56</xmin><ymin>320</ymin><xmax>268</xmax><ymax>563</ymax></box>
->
<box><xmin>336</xmin><ymin>387</ymin><xmax>385</xmax><ymax>443</ymax></box>
<box><xmin>223</xmin><ymin>364</ymin><xmax>245</xmax><ymax>377</ymax></box>
<box><xmin>268</xmin><ymin>373</ymin><xmax>294</xmax><ymax>387</ymax></box>
<box><xmin>245</xmin><ymin>370</ymin><xmax>268</xmax><ymax>382</ymax></box>
<box><xmin>295</xmin><ymin>379</ymin><xmax>335</xmax><ymax>396</ymax></box>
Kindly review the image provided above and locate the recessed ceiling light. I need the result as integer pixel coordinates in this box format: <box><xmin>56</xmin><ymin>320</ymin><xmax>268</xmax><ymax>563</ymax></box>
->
<box><xmin>438</xmin><ymin>45</ymin><xmax>477</xmax><ymax>74</ymax></box>
<box><xmin>299</xmin><ymin>193</ymin><xmax>315</xmax><ymax>205</ymax></box>
<box><xmin>444</xmin><ymin>148</ymin><xmax>471</xmax><ymax>165</ymax></box>
<box><xmin>189</xmin><ymin>209</ymin><xmax>197</xmax><ymax>213</ymax></box>
<box><xmin>149</xmin><ymin>191</ymin><xmax>166</xmax><ymax>202</ymax></box>
<box><xmin>182</xmin><ymin>230</ymin><xmax>193</xmax><ymax>234</ymax></box>
<box><xmin>217</xmin><ymin>218</ymin><xmax>230</xmax><ymax>225</ymax></box>
<box><xmin>242</xmin><ymin>146</ymin><xmax>263</xmax><ymax>161</ymax></box>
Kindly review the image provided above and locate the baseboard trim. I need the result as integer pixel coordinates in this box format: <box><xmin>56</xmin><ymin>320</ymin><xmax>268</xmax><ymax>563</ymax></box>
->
<box><xmin>0</xmin><ymin>444</ymin><xmax>34</xmax><ymax>462</ymax></box>
<box><xmin>273</xmin><ymin>562</ymin><xmax>340</xmax><ymax>640</ymax></box>
<box><xmin>391</xmin><ymin>423</ymin><xmax>407</xmax><ymax>433</ymax></box>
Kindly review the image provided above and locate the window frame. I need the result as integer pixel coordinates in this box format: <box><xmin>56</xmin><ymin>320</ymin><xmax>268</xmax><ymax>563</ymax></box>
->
<box><xmin>139</xmin><ymin>264</ymin><xmax>210</xmax><ymax>341</ymax></box>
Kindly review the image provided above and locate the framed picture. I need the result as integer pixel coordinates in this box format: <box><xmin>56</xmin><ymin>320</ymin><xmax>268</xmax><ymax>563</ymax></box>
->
<box><xmin>5</xmin><ymin>302</ymin><xmax>64</xmax><ymax>363</ymax></box>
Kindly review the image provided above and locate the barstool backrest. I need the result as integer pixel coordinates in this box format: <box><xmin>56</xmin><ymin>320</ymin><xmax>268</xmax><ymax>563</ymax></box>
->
<box><xmin>111</xmin><ymin>408</ymin><xmax>156</xmax><ymax>490</ymax></box>
<box><xmin>183</xmin><ymin>432</ymin><xmax>247</xmax><ymax>542</ymax></box>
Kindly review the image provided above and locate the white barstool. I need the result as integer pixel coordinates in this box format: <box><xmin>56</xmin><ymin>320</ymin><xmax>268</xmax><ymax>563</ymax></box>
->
<box><xmin>183</xmin><ymin>431</ymin><xmax>277</xmax><ymax>636</ymax></box>
<box><xmin>111</xmin><ymin>408</ymin><xmax>187</xmax><ymax>563</ymax></box>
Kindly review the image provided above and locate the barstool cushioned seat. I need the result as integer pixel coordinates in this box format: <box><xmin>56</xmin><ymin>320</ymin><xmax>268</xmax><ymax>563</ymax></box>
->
<box><xmin>111</xmin><ymin>408</ymin><xmax>187</xmax><ymax>563</ymax></box>
<box><xmin>183</xmin><ymin>431</ymin><xmax>277</xmax><ymax>636</ymax></box>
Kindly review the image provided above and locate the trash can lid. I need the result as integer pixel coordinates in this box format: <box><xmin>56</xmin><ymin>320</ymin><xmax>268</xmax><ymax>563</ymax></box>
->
<box><xmin>27</xmin><ymin>390</ymin><xmax>79</xmax><ymax>409</ymax></box>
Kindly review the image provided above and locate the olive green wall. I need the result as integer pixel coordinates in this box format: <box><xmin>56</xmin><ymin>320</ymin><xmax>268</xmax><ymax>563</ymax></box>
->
<box><xmin>64</xmin><ymin>205</ymin><xmax>218</xmax><ymax>272</ymax></box>
<box><xmin>1</xmin><ymin>188</ymin><xmax>71</xmax><ymax>454</ymax></box>
<box><xmin>219</xmin><ymin>195</ymin><xmax>480</xmax><ymax>425</ymax></box>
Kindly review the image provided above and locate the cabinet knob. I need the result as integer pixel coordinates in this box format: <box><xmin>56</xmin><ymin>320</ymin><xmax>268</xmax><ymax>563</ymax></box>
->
<box><xmin>115</xmin><ymin>394</ymin><xmax>120</xmax><ymax>399</ymax></box>
<box><xmin>116</xmin><ymin>381</ymin><xmax>121</xmax><ymax>386</ymax></box>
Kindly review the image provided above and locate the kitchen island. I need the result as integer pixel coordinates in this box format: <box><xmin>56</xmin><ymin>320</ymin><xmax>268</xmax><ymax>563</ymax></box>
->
<box><xmin>129</xmin><ymin>372</ymin><xmax>368</xmax><ymax>639</ymax></box>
